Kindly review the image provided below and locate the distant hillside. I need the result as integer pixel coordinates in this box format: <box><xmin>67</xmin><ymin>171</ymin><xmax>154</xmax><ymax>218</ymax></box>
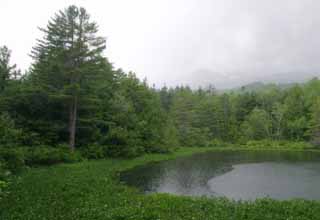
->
<box><xmin>221</xmin><ymin>81</ymin><xmax>299</xmax><ymax>94</ymax></box>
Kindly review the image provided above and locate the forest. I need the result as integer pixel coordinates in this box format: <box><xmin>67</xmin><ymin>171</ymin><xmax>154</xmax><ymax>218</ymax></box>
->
<box><xmin>2</xmin><ymin>5</ymin><xmax>320</xmax><ymax>220</ymax></box>
<box><xmin>0</xmin><ymin>6</ymin><xmax>320</xmax><ymax>172</ymax></box>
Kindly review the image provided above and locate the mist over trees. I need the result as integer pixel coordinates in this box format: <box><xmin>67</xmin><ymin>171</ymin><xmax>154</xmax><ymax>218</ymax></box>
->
<box><xmin>0</xmin><ymin>5</ymin><xmax>320</xmax><ymax>159</ymax></box>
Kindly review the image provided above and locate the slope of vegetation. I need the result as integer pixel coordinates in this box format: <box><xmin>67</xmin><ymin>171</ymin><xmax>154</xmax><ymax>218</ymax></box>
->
<box><xmin>0</xmin><ymin>5</ymin><xmax>319</xmax><ymax>166</ymax></box>
<box><xmin>224</xmin><ymin>81</ymin><xmax>298</xmax><ymax>94</ymax></box>
<box><xmin>2</xmin><ymin>148</ymin><xmax>320</xmax><ymax>220</ymax></box>
<box><xmin>1</xmin><ymin>5</ymin><xmax>320</xmax><ymax>218</ymax></box>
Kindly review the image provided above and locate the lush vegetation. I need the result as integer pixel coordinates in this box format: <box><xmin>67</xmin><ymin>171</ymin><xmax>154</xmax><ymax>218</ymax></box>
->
<box><xmin>1</xmin><ymin>5</ymin><xmax>320</xmax><ymax>218</ymax></box>
<box><xmin>1</xmin><ymin>148</ymin><xmax>320</xmax><ymax>220</ymax></box>
<box><xmin>1</xmin><ymin>5</ymin><xmax>319</xmax><ymax>157</ymax></box>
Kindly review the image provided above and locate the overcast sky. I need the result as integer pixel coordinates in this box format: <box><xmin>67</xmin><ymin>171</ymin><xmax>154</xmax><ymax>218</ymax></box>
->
<box><xmin>1</xmin><ymin>0</ymin><xmax>320</xmax><ymax>89</ymax></box>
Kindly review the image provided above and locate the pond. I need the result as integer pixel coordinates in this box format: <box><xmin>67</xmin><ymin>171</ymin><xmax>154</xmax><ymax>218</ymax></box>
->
<box><xmin>120</xmin><ymin>150</ymin><xmax>320</xmax><ymax>200</ymax></box>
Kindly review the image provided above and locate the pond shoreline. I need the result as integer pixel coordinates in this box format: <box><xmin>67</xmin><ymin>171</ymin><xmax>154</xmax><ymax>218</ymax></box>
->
<box><xmin>120</xmin><ymin>148</ymin><xmax>320</xmax><ymax>200</ymax></box>
<box><xmin>2</xmin><ymin>147</ymin><xmax>320</xmax><ymax>220</ymax></box>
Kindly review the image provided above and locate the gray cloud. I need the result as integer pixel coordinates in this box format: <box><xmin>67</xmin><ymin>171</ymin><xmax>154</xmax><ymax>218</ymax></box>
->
<box><xmin>1</xmin><ymin>0</ymin><xmax>320</xmax><ymax>89</ymax></box>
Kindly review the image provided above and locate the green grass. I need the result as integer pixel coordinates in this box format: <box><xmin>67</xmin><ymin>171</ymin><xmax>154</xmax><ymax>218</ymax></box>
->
<box><xmin>1</xmin><ymin>147</ymin><xmax>320</xmax><ymax>220</ymax></box>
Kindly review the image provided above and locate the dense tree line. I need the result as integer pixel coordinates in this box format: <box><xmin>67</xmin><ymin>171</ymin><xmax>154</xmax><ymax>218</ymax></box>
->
<box><xmin>0</xmin><ymin>6</ymin><xmax>320</xmax><ymax>163</ymax></box>
<box><xmin>161</xmin><ymin>80</ymin><xmax>320</xmax><ymax>146</ymax></box>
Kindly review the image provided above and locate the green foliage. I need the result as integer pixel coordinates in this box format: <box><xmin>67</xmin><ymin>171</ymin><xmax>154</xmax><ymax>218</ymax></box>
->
<box><xmin>243</xmin><ymin>140</ymin><xmax>313</xmax><ymax>149</ymax></box>
<box><xmin>0</xmin><ymin>113</ymin><xmax>22</xmax><ymax>146</ymax></box>
<box><xmin>80</xmin><ymin>144</ymin><xmax>105</xmax><ymax>159</ymax></box>
<box><xmin>0</xmin><ymin>148</ymin><xmax>25</xmax><ymax>172</ymax></box>
<box><xmin>0</xmin><ymin>160</ymin><xmax>10</xmax><ymax>200</ymax></box>
<box><xmin>241</xmin><ymin>108</ymin><xmax>272</xmax><ymax>140</ymax></box>
<box><xmin>0</xmin><ymin>161</ymin><xmax>7</xmax><ymax>180</ymax></box>
<box><xmin>1</xmin><ymin>5</ymin><xmax>320</xmax><ymax>162</ymax></box>
<box><xmin>30</xmin><ymin>5</ymin><xmax>110</xmax><ymax>150</ymax></box>
<box><xmin>160</xmin><ymin>120</ymin><xmax>180</xmax><ymax>149</ymax></box>
<box><xmin>1</xmin><ymin>4</ymin><xmax>320</xmax><ymax>219</ymax></box>
<box><xmin>25</xmin><ymin>146</ymin><xmax>82</xmax><ymax>165</ymax></box>
<box><xmin>0</xmin><ymin>146</ymin><xmax>82</xmax><ymax>172</ymax></box>
<box><xmin>102</xmin><ymin>127</ymin><xmax>144</xmax><ymax>158</ymax></box>
<box><xmin>309</xmin><ymin>97</ymin><xmax>320</xmax><ymax>147</ymax></box>
<box><xmin>0</xmin><ymin>45</ymin><xmax>19</xmax><ymax>92</ymax></box>
<box><xmin>2</xmin><ymin>148</ymin><xmax>320</xmax><ymax>220</ymax></box>
<box><xmin>0</xmin><ymin>179</ymin><xmax>8</xmax><ymax>200</ymax></box>
<box><xmin>282</xmin><ymin>86</ymin><xmax>309</xmax><ymax>140</ymax></box>
<box><xmin>208</xmin><ymin>139</ymin><xmax>234</xmax><ymax>148</ymax></box>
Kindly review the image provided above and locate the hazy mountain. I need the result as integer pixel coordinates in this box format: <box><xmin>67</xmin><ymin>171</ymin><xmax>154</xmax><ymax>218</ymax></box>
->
<box><xmin>224</xmin><ymin>81</ymin><xmax>298</xmax><ymax>93</ymax></box>
<box><xmin>187</xmin><ymin>69</ymin><xmax>319</xmax><ymax>91</ymax></box>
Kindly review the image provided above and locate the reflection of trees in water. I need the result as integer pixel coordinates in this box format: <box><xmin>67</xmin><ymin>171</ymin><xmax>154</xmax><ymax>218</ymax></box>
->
<box><xmin>153</xmin><ymin>160</ymin><xmax>232</xmax><ymax>196</ymax></box>
<box><xmin>121</xmin><ymin>150</ymin><xmax>320</xmax><ymax>197</ymax></box>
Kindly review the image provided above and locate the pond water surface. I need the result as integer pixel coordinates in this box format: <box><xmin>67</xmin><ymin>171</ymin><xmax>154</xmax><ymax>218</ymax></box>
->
<box><xmin>120</xmin><ymin>150</ymin><xmax>320</xmax><ymax>200</ymax></box>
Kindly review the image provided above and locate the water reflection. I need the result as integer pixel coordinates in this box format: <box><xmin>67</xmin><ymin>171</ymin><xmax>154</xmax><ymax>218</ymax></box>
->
<box><xmin>120</xmin><ymin>150</ymin><xmax>320</xmax><ymax>200</ymax></box>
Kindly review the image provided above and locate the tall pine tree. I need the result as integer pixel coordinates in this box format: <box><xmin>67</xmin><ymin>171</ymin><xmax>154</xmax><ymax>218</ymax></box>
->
<box><xmin>31</xmin><ymin>5</ymin><xmax>107</xmax><ymax>150</ymax></box>
<box><xmin>0</xmin><ymin>46</ymin><xmax>19</xmax><ymax>92</ymax></box>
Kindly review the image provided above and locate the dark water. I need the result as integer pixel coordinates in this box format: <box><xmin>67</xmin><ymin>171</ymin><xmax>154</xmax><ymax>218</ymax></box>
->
<box><xmin>120</xmin><ymin>150</ymin><xmax>320</xmax><ymax>200</ymax></box>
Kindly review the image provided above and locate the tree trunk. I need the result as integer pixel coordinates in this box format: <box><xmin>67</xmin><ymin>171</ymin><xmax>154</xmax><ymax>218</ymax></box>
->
<box><xmin>69</xmin><ymin>95</ymin><xmax>78</xmax><ymax>151</ymax></box>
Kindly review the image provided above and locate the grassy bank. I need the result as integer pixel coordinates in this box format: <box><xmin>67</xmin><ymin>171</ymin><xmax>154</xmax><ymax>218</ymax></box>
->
<box><xmin>1</xmin><ymin>147</ymin><xmax>320</xmax><ymax>220</ymax></box>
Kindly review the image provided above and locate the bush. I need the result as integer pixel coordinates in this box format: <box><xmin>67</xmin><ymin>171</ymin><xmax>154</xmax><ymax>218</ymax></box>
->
<box><xmin>25</xmin><ymin>145</ymin><xmax>81</xmax><ymax>166</ymax></box>
<box><xmin>103</xmin><ymin>144</ymin><xmax>144</xmax><ymax>158</ymax></box>
<box><xmin>80</xmin><ymin>144</ymin><xmax>104</xmax><ymax>159</ymax></box>
<box><xmin>145</xmin><ymin>144</ymin><xmax>172</xmax><ymax>154</ymax></box>
<box><xmin>283</xmin><ymin>141</ymin><xmax>313</xmax><ymax>149</ymax></box>
<box><xmin>181</xmin><ymin>128</ymin><xmax>210</xmax><ymax>147</ymax></box>
<box><xmin>101</xmin><ymin>127</ymin><xmax>144</xmax><ymax>158</ymax></box>
<box><xmin>245</xmin><ymin>140</ymin><xmax>274</xmax><ymax>148</ymax></box>
<box><xmin>0</xmin><ymin>113</ymin><xmax>22</xmax><ymax>146</ymax></box>
<box><xmin>208</xmin><ymin>139</ymin><xmax>234</xmax><ymax>148</ymax></box>
<box><xmin>0</xmin><ymin>161</ymin><xmax>7</xmax><ymax>180</ymax></box>
<box><xmin>0</xmin><ymin>145</ymin><xmax>83</xmax><ymax>175</ymax></box>
<box><xmin>0</xmin><ymin>179</ymin><xmax>8</xmax><ymax>199</ymax></box>
<box><xmin>0</xmin><ymin>160</ymin><xmax>9</xmax><ymax>199</ymax></box>
<box><xmin>243</xmin><ymin>139</ymin><xmax>313</xmax><ymax>149</ymax></box>
<box><xmin>0</xmin><ymin>148</ymin><xmax>25</xmax><ymax>172</ymax></box>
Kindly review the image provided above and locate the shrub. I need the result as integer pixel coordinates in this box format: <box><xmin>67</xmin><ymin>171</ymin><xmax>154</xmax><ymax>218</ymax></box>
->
<box><xmin>245</xmin><ymin>140</ymin><xmax>279</xmax><ymax>148</ymax></box>
<box><xmin>0</xmin><ymin>148</ymin><xmax>25</xmax><ymax>172</ymax></box>
<box><xmin>145</xmin><ymin>144</ymin><xmax>172</xmax><ymax>154</ymax></box>
<box><xmin>103</xmin><ymin>144</ymin><xmax>144</xmax><ymax>158</ymax></box>
<box><xmin>0</xmin><ymin>145</ymin><xmax>83</xmax><ymax>174</ymax></box>
<box><xmin>285</xmin><ymin>141</ymin><xmax>313</xmax><ymax>149</ymax></box>
<box><xmin>0</xmin><ymin>179</ymin><xmax>8</xmax><ymax>199</ymax></box>
<box><xmin>101</xmin><ymin>127</ymin><xmax>144</xmax><ymax>158</ymax></box>
<box><xmin>0</xmin><ymin>113</ymin><xmax>22</xmax><ymax>146</ymax></box>
<box><xmin>80</xmin><ymin>144</ymin><xmax>104</xmax><ymax>159</ymax></box>
<box><xmin>180</xmin><ymin>127</ymin><xmax>210</xmax><ymax>147</ymax></box>
<box><xmin>208</xmin><ymin>139</ymin><xmax>233</xmax><ymax>148</ymax></box>
<box><xmin>244</xmin><ymin>139</ymin><xmax>313</xmax><ymax>149</ymax></box>
<box><xmin>0</xmin><ymin>161</ymin><xmax>10</xmax><ymax>200</ymax></box>
<box><xmin>0</xmin><ymin>161</ymin><xmax>7</xmax><ymax>180</ymax></box>
<box><xmin>25</xmin><ymin>145</ymin><xmax>81</xmax><ymax>166</ymax></box>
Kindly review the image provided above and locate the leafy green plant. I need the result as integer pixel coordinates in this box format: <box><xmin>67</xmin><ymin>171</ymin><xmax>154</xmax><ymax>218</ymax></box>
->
<box><xmin>0</xmin><ymin>113</ymin><xmax>22</xmax><ymax>146</ymax></box>
<box><xmin>0</xmin><ymin>148</ymin><xmax>25</xmax><ymax>172</ymax></box>
<box><xmin>101</xmin><ymin>127</ymin><xmax>144</xmax><ymax>158</ymax></box>
<box><xmin>244</xmin><ymin>139</ymin><xmax>313</xmax><ymax>149</ymax></box>
<box><xmin>0</xmin><ymin>161</ymin><xmax>7</xmax><ymax>180</ymax></box>
<box><xmin>2</xmin><ymin>148</ymin><xmax>320</xmax><ymax>220</ymax></box>
<box><xmin>80</xmin><ymin>144</ymin><xmax>105</xmax><ymax>159</ymax></box>
<box><xmin>25</xmin><ymin>146</ymin><xmax>81</xmax><ymax>165</ymax></box>
<box><xmin>0</xmin><ymin>179</ymin><xmax>8</xmax><ymax>199</ymax></box>
<box><xmin>208</xmin><ymin>139</ymin><xmax>234</xmax><ymax>148</ymax></box>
